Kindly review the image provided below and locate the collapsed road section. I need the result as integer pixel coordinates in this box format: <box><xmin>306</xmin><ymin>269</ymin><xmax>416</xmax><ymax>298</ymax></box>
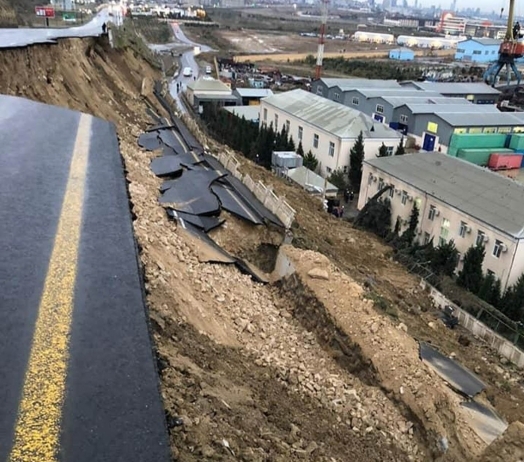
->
<box><xmin>138</xmin><ymin>110</ymin><xmax>284</xmax><ymax>279</ymax></box>
<box><xmin>0</xmin><ymin>95</ymin><xmax>170</xmax><ymax>462</ymax></box>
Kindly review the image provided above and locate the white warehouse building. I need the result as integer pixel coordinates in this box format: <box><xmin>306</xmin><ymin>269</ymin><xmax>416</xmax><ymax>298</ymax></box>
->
<box><xmin>353</xmin><ymin>31</ymin><xmax>395</xmax><ymax>44</ymax></box>
<box><xmin>259</xmin><ymin>89</ymin><xmax>402</xmax><ymax>177</ymax></box>
<box><xmin>397</xmin><ymin>35</ymin><xmax>464</xmax><ymax>49</ymax></box>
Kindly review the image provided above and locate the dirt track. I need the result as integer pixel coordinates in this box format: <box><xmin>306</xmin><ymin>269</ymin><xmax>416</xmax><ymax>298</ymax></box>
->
<box><xmin>0</xmin><ymin>34</ymin><xmax>522</xmax><ymax>462</ymax></box>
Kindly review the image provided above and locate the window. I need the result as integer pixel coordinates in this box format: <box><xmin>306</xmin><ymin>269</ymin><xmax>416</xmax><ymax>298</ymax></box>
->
<box><xmin>368</xmin><ymin>173</ymin><xmax>373</xmax><ymax>185</ymax></box>
<box><xmin>343</xmin><ymin>165</ymin><xmax>348</xmax><ymax>173</ymax></box>
<box><xmin>484</xmin><ymin>50</ymin><xmax>489</xmax><ymax>55</ymax></box>
<box><xmin>476</xmin><ymin>230</ymin><xmax>485</xmax><ymax>246</ymax></box>
<box><xmin>328</xmin><ymin>142</ymin><xmax>335</xmax><ymax>157</ymax></box>
<box><xmin>459</xmin><ymin>221</ymin><xmax>468</xmax><ymax>238</ymax></box>
<box><xmin>263</xmin><ymin>108</ymin><xmax>267</xmax><ymax>122</ymax></box>
<box><xmin>428</xmin><ymin>205</ymin><xmax>436</xmax><ymax>220</ymax></box>
<box><xmin>274</xmin><ymin>114</ymin><xmax>279</xmax><ymax>129</ymax></box>
<box><xmin>326</xmin><ymin>166</ymin><xmax>332</xmax><ymax>174</ymax></box>
<box><xmin>378</xmin><ymin>177</ymin><xmax>384</xmax><ymax>190</ymax></box>
<box><xmin>493</xmin><ymin>239</ymin><xmax>504</xmax><ymax>258</ymax></box>
<box><xmin>439</xmin><ymin>218</ymin><xmax>450</xmax><ymax>246</ymax></box>
<box><xmin>352</xmin><ymin>97</ymin><xmax>359</xmax><ymax>105</ymax></box>
<box><xmin>316</xmin><ymin>86</ymin><xmax>323</xmax><ymax>95</ymax></box>
<box><xmin>389</xmin><ymin>185</ymin><xmax>395</xmax><ymax>198</ymax></box>
<box><xmin>400</xmin><ymin>114</ymin><xmax>408</xmax><ymax>124</ymax></box>
<box><xmin>386</xmin><ymin>146</ymin><xmax>394</xmax><ymax>156</ymax></box>
<box><xmin>334</xmin><ymin>92</ymin><xmax>340</xmax><ymax>101</ymax></box>
<box><xmin>376</xmin><ymin>104</ymin><xmax>384</xmax><ymax>114</ymax></box>
<box><xmin>472</xmin><ymin>50</ymin><xmax>481</xmax><ymax>55</ymax></box>
<box><xmin>298</xmin><ymin>126</ymin><xmax>303</xmax><ymax>140</ymax></box>
<box><xmin>285</xmin><ymin>120</ymin><xmax>290</xmax><ymax>132</ymax></box>
<box><xmin>456</xmin><ymin>48</ymin><xmax>465</xmax><ymax>53</ymax></box>
<box><xmin>424</xmin><ymin>232</ymin><xmax>431</xmax><ymax>244</ymax></box>
<box><xmin>401</xmin><ymin>190</ymin><xmax>408</xmax><ymax>205</ymax></box>
<box><xmin>313</xmin><ymin>134</ymin><xmax>319</xmax><ymax>148</ymax></box>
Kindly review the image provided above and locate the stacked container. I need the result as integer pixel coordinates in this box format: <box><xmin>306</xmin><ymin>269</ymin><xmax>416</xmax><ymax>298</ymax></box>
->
<box><xmin>488</xmin><ymin>153</ymin><xmax>524</xmax><ymax>170</ymax></box>
<box><xmin>448</xmin><ymin>133</ymin><xmax>508</xmax><ymax>157</ymax></box>
<box><xmin>457</xmin><ymin>148</ymin><xmax>513</xmax><ymax>166</ymax></box>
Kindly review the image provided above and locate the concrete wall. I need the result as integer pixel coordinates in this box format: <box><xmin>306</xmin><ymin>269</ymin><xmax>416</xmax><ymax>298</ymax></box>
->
<box><xmin>359</xmin><ymin>161</ymin><xmax>523</xmax><ymax>288</ymax></box>
<box><xmin>426</xmin><ymin>282</ymin><xmax>524</xmax><ymax>368</ymax></box>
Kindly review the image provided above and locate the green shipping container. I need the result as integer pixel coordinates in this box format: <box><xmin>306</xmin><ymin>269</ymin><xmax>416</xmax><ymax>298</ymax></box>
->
<box><xmin>509</xmin><ymin>134</ymin><xmax>524</xmax><ymax>151</ymax></box>
<box><xmin>449</xmin><ymin>133</ymin><xmax>507</xmax><ymax>150</ymax></box>
<box><xmin>457</xmin><ymin>148</ymin><xmax>513</xmax><ymax>166</ymax></box>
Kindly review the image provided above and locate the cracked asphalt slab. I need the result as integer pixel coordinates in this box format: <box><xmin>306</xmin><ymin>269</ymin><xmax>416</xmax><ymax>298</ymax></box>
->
<box><xmin>0</xmin><ymin>95</ymin><xmax>170</xmax><ymax>462</ymax></box>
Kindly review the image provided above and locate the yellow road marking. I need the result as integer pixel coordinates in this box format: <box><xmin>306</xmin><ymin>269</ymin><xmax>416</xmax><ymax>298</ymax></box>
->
<box><xmin>9</xmin><ymin>114</ymin><xmax>92</xmax><ymax>462</ymax></box>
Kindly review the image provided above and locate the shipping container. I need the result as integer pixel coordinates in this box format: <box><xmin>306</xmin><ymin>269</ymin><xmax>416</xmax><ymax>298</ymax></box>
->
<box><xmin>457</xmin><ymin>148</ymin><xmax>513</xmax><ymax>166</ymax></box>
<box><xmin>488</xmin><ymin>153</ymin><xmax>523</xmax><ymax>170</ymax></box>
<box><xmin>449</xmin><ymin>133</ymin><xmax>507</xmax><ymax>151</ymax></box>
<box><xmin>509</xmin><ymin>134</ymin><xmax>524</xmax><ymax>151</ymax></box>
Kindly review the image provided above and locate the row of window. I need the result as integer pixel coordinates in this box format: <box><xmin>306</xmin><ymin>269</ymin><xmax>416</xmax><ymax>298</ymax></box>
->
<box><xmin>371</xmin><ymin>175</ymin><xmax>509</xmax><ymax>259</ymax></box>
<box><xmin>262</xmin><ymin>109</ymin><xmax>336</xmax><ymax>156</ymax></box>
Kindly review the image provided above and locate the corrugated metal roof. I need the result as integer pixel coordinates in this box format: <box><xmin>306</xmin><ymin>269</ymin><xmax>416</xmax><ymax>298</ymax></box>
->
<box><xmin>381</xmin><ymin>96</ymin><xmax>472</xmax><ymax>107</ymax></box>
<box><xmin>356</xmin><ymin>89</ymin><xmax>442</xmax><ymax>98</ymax></box>
<box><xmin>235</xmin><ymin>88</ymin><xmax>274</xmax><ymax>98</ymax></box>
<box><xmin>263</xmin><ymin>89</ymin><xmax>402</xmax><ymax>140</ymax></box>
<box><xmin>402</xmin><ymin>81</ymin><xmax>501</xmax><ymax>95</ymax></box>
<box><xmin>224</xmin><ymin>105</ymin><xmax>260</xmax><ymax>121</ymax></box>
<box><xmin>187</xmin><ymin>78</ymin><xmax>231</xmax><ymax>93</ymax></box>
<box><xmin>320</xmin><ymin>78</ymin><xmax>401</xmax><ymax>90</ymax></box>
<box><xmin>435</xmin><ymin>111</ymin><xmax>524</xmax><ymax>126</ymax></box>
<box><xmin>365</xmin><ymin>153</ymin><xmax>524</xmax><ymax>238</ymax></box>
<box><xmin>405</xmin><ymin>103</ymin><xmax>500</xmax><ymax>114</ymax></box>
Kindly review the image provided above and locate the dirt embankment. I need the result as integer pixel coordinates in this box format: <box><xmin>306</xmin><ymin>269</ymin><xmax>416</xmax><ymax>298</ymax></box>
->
<box><xmin>0</xmin><ymin>0</ymin><xmax>17</xmax><ymax>26</ymax></box>
<box><xmin>1</xmin><ymin>35</ymin><xmax>523</xmax><ymax>462</ymax></box>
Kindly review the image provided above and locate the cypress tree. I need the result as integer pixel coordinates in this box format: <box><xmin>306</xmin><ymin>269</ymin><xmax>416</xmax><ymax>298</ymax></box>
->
<box><xmin>349</xmin><ymin>131</ymin><xmax>365</xmax><ymax>190</ymax></box>
<box><xmin>457</xmin><ymin>244</ymin><xmax>486</xmax><ymax>294</ymax></box>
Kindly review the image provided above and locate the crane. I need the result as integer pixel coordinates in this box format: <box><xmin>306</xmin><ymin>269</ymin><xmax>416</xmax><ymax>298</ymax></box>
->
<box><xmin>484</xmin><ymin>0</ymin><xmax>524</xmax><ymax>88</ymax></box>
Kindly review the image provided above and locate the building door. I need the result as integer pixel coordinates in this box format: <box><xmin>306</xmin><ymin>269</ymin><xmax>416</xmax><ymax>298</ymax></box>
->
<box><xmin>423</xmin><ymin>133</ymin><xmax>436</xmax><ymax>151</ymax></box>
<box><xmin>373</xmin><ymin>113</ymin><xmax>385</xmax><ymax>123</ymax></box>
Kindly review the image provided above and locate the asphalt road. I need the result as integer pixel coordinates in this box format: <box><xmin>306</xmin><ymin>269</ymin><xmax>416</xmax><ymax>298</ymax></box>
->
<box><xmin>0</xmin><ymin>95</ymin><xmax>170</xmax><ymax>462</ymax></box>
<box><xmin>0</xmin><ymin>6</ymin><xmax>123</xmax><ymax>49</ymax></box>
<box><xmin>169</xmin><ymin>23</ymin><xmax>211</xmax><ymax>113</ymax></box>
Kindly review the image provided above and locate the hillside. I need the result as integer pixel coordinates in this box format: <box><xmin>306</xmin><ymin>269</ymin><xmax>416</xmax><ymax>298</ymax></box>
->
<box><xmin>0</xmin><ymin>32</ymin><xmax>522</xmax><ymax>462</ymax></box>
<box><xmin>0</xmin><ymin>0</ymin><xmax>17</xmax><ymax>27</ymax></box>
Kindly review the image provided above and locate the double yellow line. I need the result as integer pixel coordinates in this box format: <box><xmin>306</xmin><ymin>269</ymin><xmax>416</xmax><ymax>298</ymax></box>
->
<box><xmin>9</xmin><ymin>114</ymin><xmax>92</xmax><ymax>461</ymax></box>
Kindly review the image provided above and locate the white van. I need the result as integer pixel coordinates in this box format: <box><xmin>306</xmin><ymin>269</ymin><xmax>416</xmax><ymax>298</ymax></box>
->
<box><xmin>183</xmin><ymin>67</ymin><xmax>193</xmax><ymax>77</ymax></box>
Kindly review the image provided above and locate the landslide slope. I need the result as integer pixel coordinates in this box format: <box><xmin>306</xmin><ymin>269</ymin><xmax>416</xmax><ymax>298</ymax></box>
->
<box><xmin>0</xmin><ymin>34</ymin><xmax>522</xmax><ymax>462</ymax></box>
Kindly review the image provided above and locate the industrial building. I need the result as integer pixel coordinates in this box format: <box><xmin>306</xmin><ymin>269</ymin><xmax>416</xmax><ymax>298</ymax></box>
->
<box><xmin>389</xmin><ymin>48</ymin><xmax>415</xmax><ymax>60</ymax></box>
<box><xmin>353</xmin><ymin>31</ymin><xmax>395</xmax><ymax>44</ymax></box>
<box><xmin>455</xmin><ymin>38</ymin><xmax>501</xmax><ymax>63</ymax></box>
<box><xmin>259</xmin><ymin>89</ymin><xmax>402</xmax><ymax>176</ymax></box>
<box><xmin>312</xmin><ymin>78</ymin><xmax>402</xmax><ymax>100</ymax></box>
<box><xmin>396</xmin><ymin>35</ymin><xmax>463</xmax><ymax>49</ymax></box>
<box><xmin>185</xmin><ymin>77</ymin><xmax>237</xmax><ymax>109</ymax></box>
<box><xmin>233</xmin><ymin>88</ymin><xmax>273</xmax><ymax>106</ymax></box>
<box><xmin>359</xmin><ymin>152</ymin><xmax>524</xmax><ymax>289</ymax></box>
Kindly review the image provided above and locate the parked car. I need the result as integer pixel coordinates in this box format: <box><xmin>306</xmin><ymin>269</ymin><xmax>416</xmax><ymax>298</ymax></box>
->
<box><xmin>205</xmin><ymin>65</ymin><xmax>212</xmax><ymax>74</ymax></box>
<box><xmin>183</xmin><ymin>67</ymin><xmax>193</xmax><ymax>77</ymax></box>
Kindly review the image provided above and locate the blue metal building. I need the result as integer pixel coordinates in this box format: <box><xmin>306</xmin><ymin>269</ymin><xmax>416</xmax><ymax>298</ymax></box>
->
<box><xmin>389</xmin><ymin>47</ymin><xmax>415</xmax><ymax>61</ymax></box>
<box><xmin>455</xmin><ymin>38</ymin><xmax>501</xmax><ymax>63</ymax></box>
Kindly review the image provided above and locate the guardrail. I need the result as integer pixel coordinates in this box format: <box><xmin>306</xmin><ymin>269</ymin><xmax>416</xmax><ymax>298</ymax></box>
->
<box><xmin>215</xmin><ymin>149</ymin><xmax>296</xmax><ymax>229</ymax></box>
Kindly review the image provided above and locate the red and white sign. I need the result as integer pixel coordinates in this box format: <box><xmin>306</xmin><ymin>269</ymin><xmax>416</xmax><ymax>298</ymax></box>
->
<box><xmin>35</xmin><ymin>6</ymin><xmax>55</xmax><ymax>18</ymax></box>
